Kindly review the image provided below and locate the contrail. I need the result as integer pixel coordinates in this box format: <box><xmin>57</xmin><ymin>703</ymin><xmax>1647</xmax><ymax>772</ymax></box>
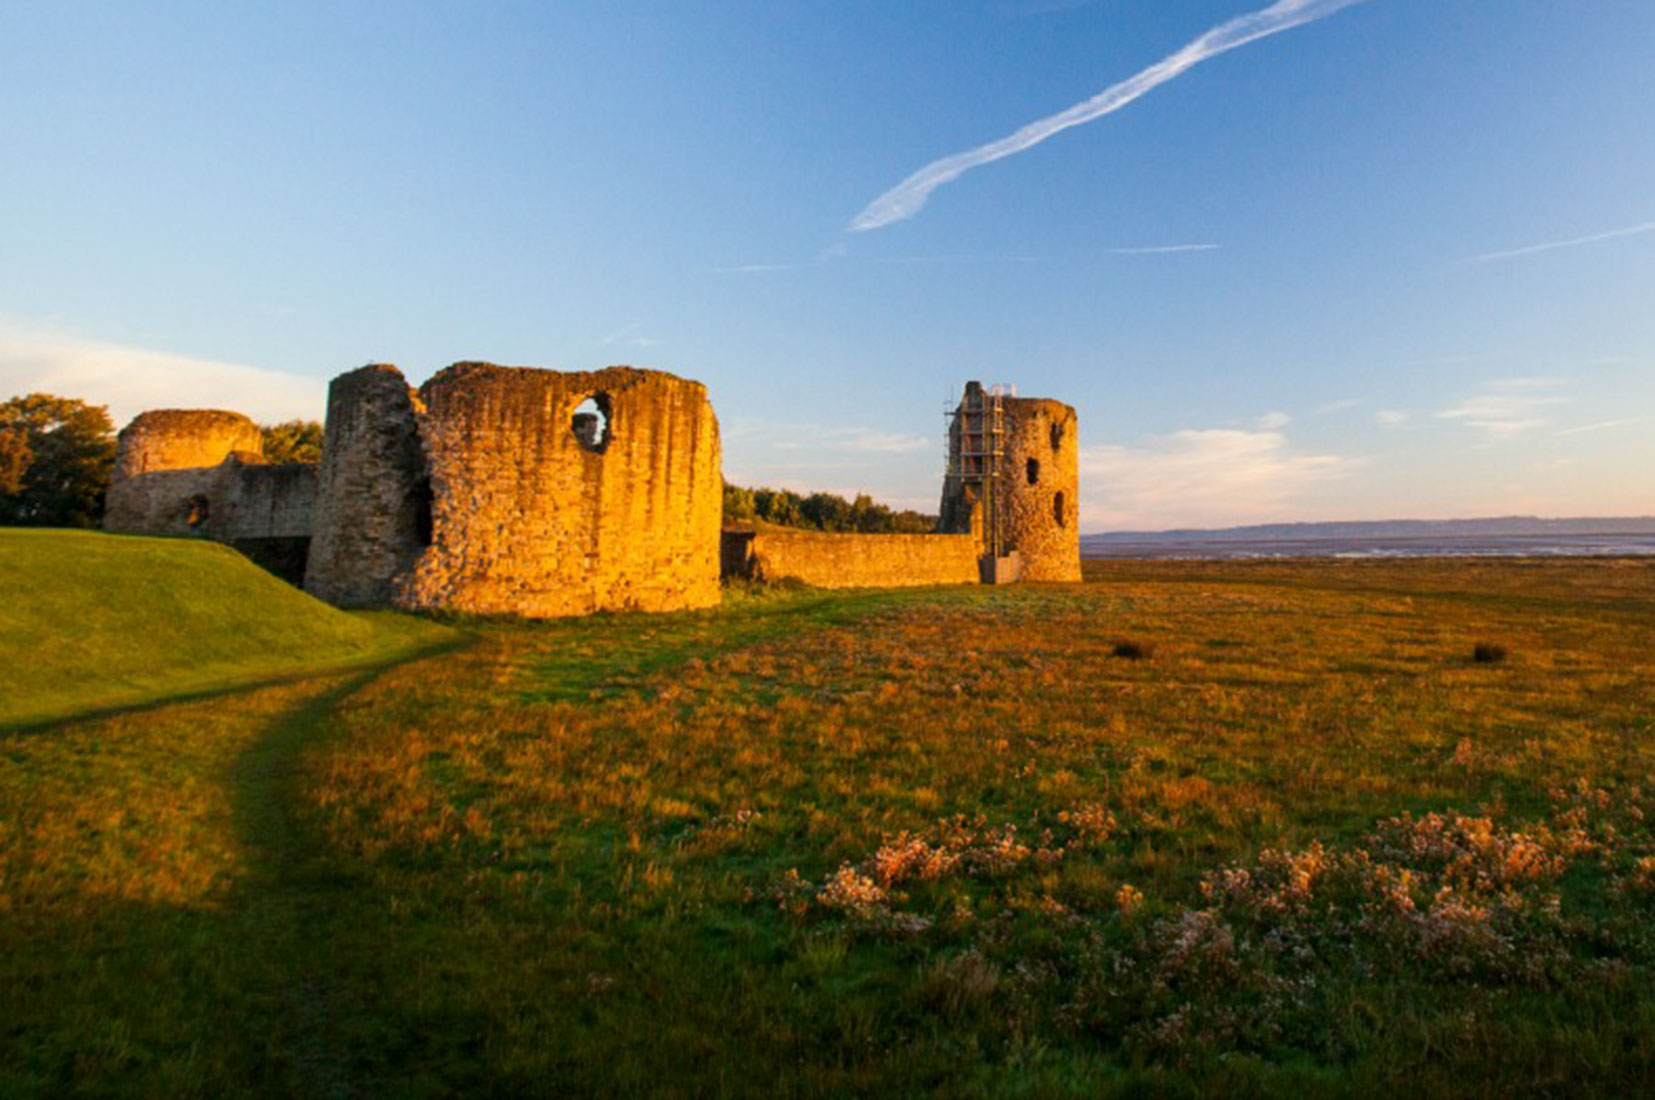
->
<box><xmin>1472</xmin><ymin>220</ymin><xmax>1655</xmax><ymax>263</ymax></box>
<box><xmin>849</xmin><ymin>0</ymin><xmax>1374</xmax><ymax>232</ymax></box>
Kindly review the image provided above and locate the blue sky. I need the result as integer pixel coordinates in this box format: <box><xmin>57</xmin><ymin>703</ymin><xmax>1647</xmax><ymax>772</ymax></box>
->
<box><xmin>2</xmin><ymin>0</ymin><xmax>1652</xmax><ymax>530</ymax></box>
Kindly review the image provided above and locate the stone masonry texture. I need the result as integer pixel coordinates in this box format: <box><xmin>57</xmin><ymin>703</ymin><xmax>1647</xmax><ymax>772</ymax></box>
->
<box><xmin>304</xmin><ymin>365</ymin><xmax>428</xmax><ymax>608</ymax></box>
<box><xmin>722</xmin><ymin>529</ymin><xmax>979</xmax><ymax>589</ymax></box>
<box><xmin>396</xmin><ymin>362</ymin><xmax>722</xmax><ymax>617</ymax></box>
<box><xmin>104</xmin><ymin>409</ymin><xmax>267</xmax><ymax>534</ymax></box>
<box><xmin>939</xmin><ymin>388</ymin><xmax>1082</xmax><ymax>583</ymax></box>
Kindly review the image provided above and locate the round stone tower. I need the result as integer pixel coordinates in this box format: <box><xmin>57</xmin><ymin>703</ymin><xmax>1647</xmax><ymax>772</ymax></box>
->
<box><xmin>997</xmin><ymin>395</ymin><xmax>1081</xmax><ymax>582</ymax></box>
<box><xmin>939</xmin><ymin>382</ymin><xmax>1081</xmax><ymax>583</ymax></box>
<box><xmin>304</xmin><ymin>364</ymin><xmax>429</xmax><ymax>608</ymax></box>
<box><xmin>396</xmin><ymin>362</ymin><xmax>723</xmax><ymax>617</ymax></box>
<box><xmin>111</xmin><ymin>409</ymin><xmax>263</xmax><ymax>479</ymax></box>
<box><xmin>104</xmin><ymin>409</ymin><xmax>264</xmax><ymax>533</ymax></box>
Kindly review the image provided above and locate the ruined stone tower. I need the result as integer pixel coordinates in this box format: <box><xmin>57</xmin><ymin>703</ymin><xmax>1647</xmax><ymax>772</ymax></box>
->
<box><xmin>103</xmin><ymin>408</ymin><xmax>318</xmax><ymax>583</ymax></box>
<box><xmin>303</xmin><ymin>365</ymin><xmax>429</xmax><ymax>608</ymax></box>
<box><xmin>304</xmin><ymin>361</ymin><xmax>723</xmax><ymax>617</ymax></box>
<box><xmin>939</xmin><ymin>382</ymin><xmax>1081</xmax><ymax>583</ymax></box>
<box><xmin>103</xmin><ymin>409</ymin><xmax>265</xmax><ymax>533</ymax></box>
<box><xmin>400</xmin><ymin>363</ymin><xmax>722</xmax><ymax>616</ymax></box>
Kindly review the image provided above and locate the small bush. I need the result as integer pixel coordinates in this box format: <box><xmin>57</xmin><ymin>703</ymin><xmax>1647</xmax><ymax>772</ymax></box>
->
<box><xmin>1113</xmin><ymin>640</ymin><xmax>1151</xmax><ymax>660</ymax></box>
<box><xmin>1472</xmin><ymin>642</ymin><xmax>1508</xmax><ymax>665</ymax></box>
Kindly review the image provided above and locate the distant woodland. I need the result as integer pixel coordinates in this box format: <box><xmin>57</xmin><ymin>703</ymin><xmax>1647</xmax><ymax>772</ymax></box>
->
<box><xmin>722</xmin><ymin>482</ymin><xmax>935</xmax><ymax>534</ymax></box>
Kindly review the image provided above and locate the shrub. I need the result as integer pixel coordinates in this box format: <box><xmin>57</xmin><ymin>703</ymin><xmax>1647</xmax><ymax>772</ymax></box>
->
<box><xmin>1113</xmin><ymin>640</ymin><xmax>1152</xmax><ymax>660</ymax></box>
<box><xmin>1472</xmin><ymin>642</ymin><xmax>1508</xmax><ymax>664</ymax></box>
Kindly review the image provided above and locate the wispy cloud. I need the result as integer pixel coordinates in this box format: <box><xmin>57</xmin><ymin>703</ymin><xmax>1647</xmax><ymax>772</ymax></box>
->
<box><xmin>1556</xmin><ymin>417</ymin><xmax>1643</xmax><ymax>437</ymax></box>
<box><xmin>1373</xmin><ymin>408</ymin><xmax>1409</xmax><ymax>427</ymax></box>
<box><xmin>775</xmin><ymin>428</ymin><xmax>931</xmax><ymax>454</ymax></box>
<box><xmin>1436</xmin><ymin>378</ymin><xmax>1568</xmax><ymax>437</ymax></box>
<box><xmin>1313</xmin><ymin>397</ymin><xmax>1360</xmax><ymax>416</ymax></box>
<box><xmin>849</xmin><ymin>0</ymin><xmax>1373</xmax><ymax>231</ymax></box>
<box><xmin>1252</xmin><ymin>410</ymin><xmax>1292</xmax><ymax>430</ymax></box>
<box><xmin>1080</xmin><ymin>426</ymin><xmax>1354</xmax><ymax>529</ymax></box>
<box><xmin>595</xmin><ymin>321</ymin><xmax>659</xmax><ymax>350</ymax></box>
<box><xmin>0</xmin><ymin>319</ymin><xmax>324</xmax><ymax>425</ymax></box>
<box><xmin>707</xmin><ymin>261</ymin><xmax>817</xmax><ymax>274</ymax></box>
<box><xmin>726</xmin><ymin>417</ymin><xmax>933</xmax><ymax>456</ymax></box>
<box><xmin>1472</xmin><ymin>219</ymin><xmax>1655</xmax><ymax>264</ymax></box>
<box><xmin>999</xmin><ymin>0</ymin><xmax>1111</xmax><ymax>17</ymax></box>
<box><xmin>1108</xmin><ymin>243</ymin><xmax>1220</xmax><ymax>255</ymax></box>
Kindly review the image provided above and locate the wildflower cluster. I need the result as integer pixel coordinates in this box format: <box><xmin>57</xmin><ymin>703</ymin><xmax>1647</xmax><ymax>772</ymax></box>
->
<box><xmin>775</xmin><ymin>807</ymin><xmax>1119</xmax><ymax>931</ymax></box>
<box><xmin>797</xmin><ymin>782</ymin><xmax>1655</xmax><ymax>1062</ymax></box>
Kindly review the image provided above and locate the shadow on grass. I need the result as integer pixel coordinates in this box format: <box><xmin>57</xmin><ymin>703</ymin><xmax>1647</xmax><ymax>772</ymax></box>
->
<box><xmin>0</xmin><ymin>637</ymin><xmax>469</xmax><ymax>1098</ymax></box>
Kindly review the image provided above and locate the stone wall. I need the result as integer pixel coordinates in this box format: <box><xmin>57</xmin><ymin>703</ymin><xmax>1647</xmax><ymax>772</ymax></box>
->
<box><xmin>110</xmin><ymin>408</ymin><xmax>263</xmax><ymax>480</ymax></box>
<box><xmin>304</xmin><ymin>365</ymin><xmax>428</xmax><ymax>608</ymax></box>
<box><xmin>396</xmin><ymin>362</ymin><xmax>722</xmax><ymax>617</ymax></box>
<box><xmin>723</xmin><ymin>529</ymin><xmax>979</xmax><ymax>589</ymax></box>
<box><xmin>104</xmin><ymin>409</ymin><xmax>266</xmax><ymax>534</ymax></box>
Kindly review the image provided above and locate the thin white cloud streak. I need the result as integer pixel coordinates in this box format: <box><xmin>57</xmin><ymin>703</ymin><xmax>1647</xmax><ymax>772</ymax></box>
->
<box><xmin>1373</xmin><ymin>408</ymin><xmax>1409</xmax><ymax>426</ymax></box>
<box><xmin>1079</xmin><ymin>427</ymin><xmax>1354</xmax><ymax>529</ymax></box>
<box><xmin>0</xmin><ymin>320</ymin><xmax>325</xmax><ymax>425</ymax></box>
<box><xmin>1108</xmin><ymin>243</ymin><xmax>1220</xmax><ymax>255</ymax></box>
<box><xmin>595</xmin><ymin>321</ymin><xmax>659</xmax><ymax>349</ymax></box>
<box><xmin>1436</xmin><ymin>378</ymin><xmax>1568</xmax><ymax>438</ymax></box>
<box><xmin>1556</xmin><ymin>417</ymin><xmax>1643</xmax><ymax>437</ymax></box>
<box><xmin>1313</xmin><ymin>397</ymin><xmax>1360</xmax><ymax>415</ymax></box>
<box><xmin>707</xmin><ymin>262</ymin><xmax>817</xmax><ymax>274</ymax></box>
<box><xmin>849</xmin><ymin>0</ymin><xmax>1373</xmax><ymax>231</ymax></box>
<box><xmin>1472</xmin><ymin>219</ymin><xmax>1655</xmax><ymax>264</ymax></box>
<box><xmin>725</xmin><ymin>418</ymin><xmax>933</xmax><ymax>456</ymax></box>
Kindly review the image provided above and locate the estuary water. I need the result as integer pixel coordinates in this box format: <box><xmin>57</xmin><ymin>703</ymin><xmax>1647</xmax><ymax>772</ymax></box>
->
<box><xmin>1081</xmin><ymin>533</ymin><xmax>1655</xmax><ymax>561</ymax></box>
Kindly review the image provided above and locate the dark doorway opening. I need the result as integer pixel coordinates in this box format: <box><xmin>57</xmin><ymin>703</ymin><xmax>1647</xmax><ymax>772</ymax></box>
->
<box><xmin>411</xmin><ymin>478</ymin><xmax>434</xmax><ymax>547</ymax></box>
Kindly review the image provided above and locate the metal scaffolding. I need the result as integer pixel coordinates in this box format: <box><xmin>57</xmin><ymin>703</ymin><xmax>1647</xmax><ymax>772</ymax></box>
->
<box><xmin>950</xmin><ymin>382</ymin><xmax>1013</xmax><ymax>560</ymax></box>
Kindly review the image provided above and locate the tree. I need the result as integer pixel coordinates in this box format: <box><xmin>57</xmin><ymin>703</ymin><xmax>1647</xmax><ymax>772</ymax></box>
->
<box><xmin>260</xmin><ymin>420</ymin><xmax>324</xmax><ymax>464</ymax></box>
<box><xmin>0</xmin><ymin>394</ymin><xmax>116</xmax><ymax>528</ymax></box>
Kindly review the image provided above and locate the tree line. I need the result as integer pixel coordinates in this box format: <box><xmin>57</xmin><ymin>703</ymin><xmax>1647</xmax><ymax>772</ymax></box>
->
<box><xmin>722</xmin><ymin>482</ymin><xmax>936</xmax><ymax>534</ymax></box>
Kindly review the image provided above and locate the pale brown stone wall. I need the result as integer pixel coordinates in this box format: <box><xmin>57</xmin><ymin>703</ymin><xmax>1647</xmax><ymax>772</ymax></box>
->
<box><xmin>304</xmin><ymin>365</ymin><xmax>428</xmax><ymax>608</ymax></box>
<box><xmin>396</xmin><ymin>362</ymin><xmax>721</xmax><ymax>617</ymax></box>
<box><xmin>725</xmin><ymin>529</ymin><xmax>979</xmax><ymax>589</ymax></box>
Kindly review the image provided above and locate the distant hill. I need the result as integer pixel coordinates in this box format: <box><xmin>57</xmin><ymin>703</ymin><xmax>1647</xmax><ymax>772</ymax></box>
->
<box><xmin>0</xmin><ymin>529</ymin><xmax>455</xmax><ymax>727</ymax></box>
<box><xmin>1083</xmin><ymin>516</ymin><xmax>1655</xmax><ymax>545</ymax></box>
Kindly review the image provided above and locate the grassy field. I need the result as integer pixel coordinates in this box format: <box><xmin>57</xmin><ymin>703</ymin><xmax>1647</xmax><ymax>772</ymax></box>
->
<box><xmin>4</xmin><ymin>555</ymin><xmax>1655</xmax><ymax>1096</ymax></box>
<box><xmin>0</xmin><ymin>530</ymin><xmax>454</xmax><ymax>726</ymax></box>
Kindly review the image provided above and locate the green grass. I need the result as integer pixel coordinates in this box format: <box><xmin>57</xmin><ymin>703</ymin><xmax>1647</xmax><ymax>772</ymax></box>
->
<box><xmin>4</xmin><ymin>556</ymin><xmax>1655</xmax><ymax>1096</ymax></box>
<box><xmin>0</xmin><ymin>529</ymin><xmax>457</xmax><ymax>726</ymax></box>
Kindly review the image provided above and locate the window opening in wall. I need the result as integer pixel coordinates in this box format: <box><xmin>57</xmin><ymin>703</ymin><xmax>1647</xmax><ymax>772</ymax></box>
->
<box><xmin>1053</xmin><ymin>490</ymin><xmax>1066</xmax><ymax>528</ymax></box>
<box><xmin>411</xmin><ymin>478</ymin><xmax>434</xmax><ymax>547</ymax></box>
<box><xmin>1026</xmin><ymin>457</ymin><xmax>1040</xmax><ymax>485</ymax></box>
<box><xmin>571</xmin><ymin>395</ymin><xmax>611</xmax><ymax>452</ymax></box>
<box><xmin>186</xmin><ymin>495</ymin><xmax>210</xmax><ymax>528</ymax></box>
<box><xmin>1050</xmin><ymin>421</ymin><xmax>1063</xmax><ymax>452</ymax></box>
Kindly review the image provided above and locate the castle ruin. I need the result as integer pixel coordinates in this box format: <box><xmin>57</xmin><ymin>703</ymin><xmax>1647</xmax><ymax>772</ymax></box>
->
<box><xmin>104</xmin><ymin>408</ymin><xmax>318</xmax><ymax>583</ymax></box>
<box><xmin>105</xmin><ymin>364</ymin><xmax>1079</xmax><ymax>615</ymax></box>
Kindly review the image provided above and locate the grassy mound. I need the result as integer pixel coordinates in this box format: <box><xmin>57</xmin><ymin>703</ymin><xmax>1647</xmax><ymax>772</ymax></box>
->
<box><xmin>0</xmin><ymin>529</ymin><xmax>456</xmax><ymax>726</ymax></box>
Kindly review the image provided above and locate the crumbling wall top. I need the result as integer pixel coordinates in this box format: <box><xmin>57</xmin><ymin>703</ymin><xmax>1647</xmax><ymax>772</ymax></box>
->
<box><xmin>114</xmin><ymin>408</ymin><xmax>264</xmax><ymax>478</ymax></box>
